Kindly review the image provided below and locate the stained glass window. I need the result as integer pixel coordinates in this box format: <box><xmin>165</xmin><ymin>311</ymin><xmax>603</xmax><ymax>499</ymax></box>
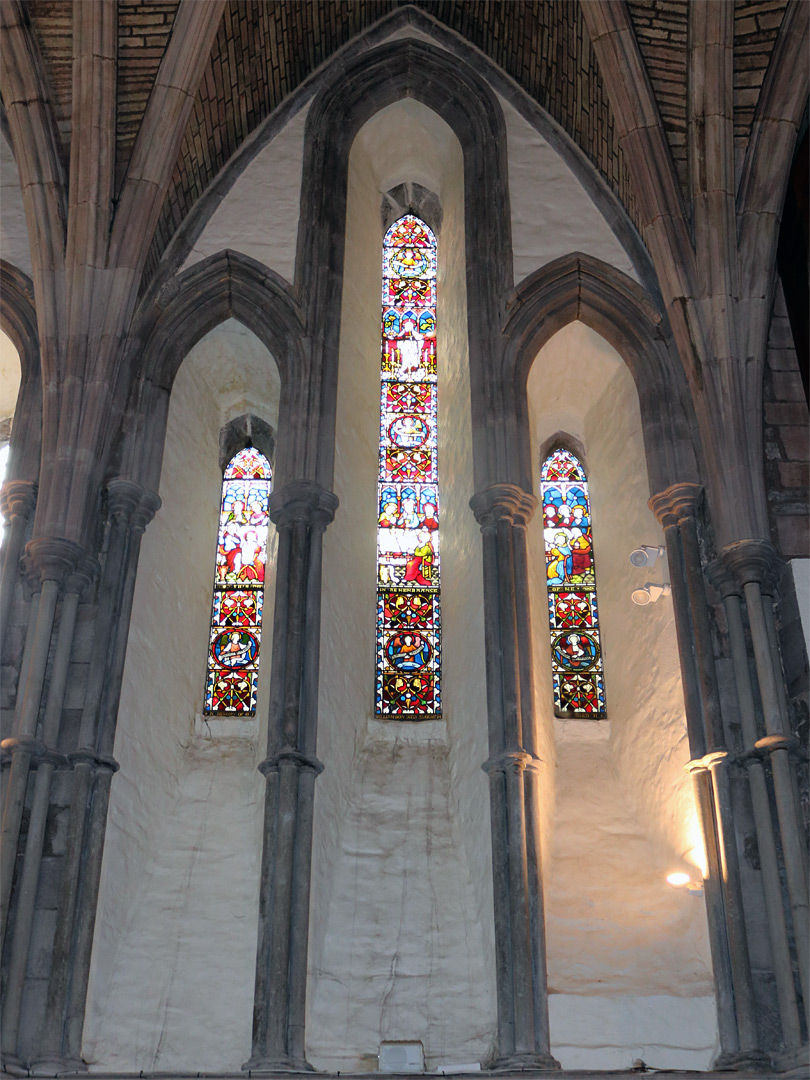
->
<box><xmin>204</xmin><ymin>446</ymin><xmax>272</xmax><ymax>715</ymax></box>
<box><xmin>375</xmin><ymin>215</ymin><xmax>441</xmax><ymax>719</ymax></box>
<box><xmin>541</xmin><ymin>448</ymin><xmax>606</xmax><ymax>717</ymax></box>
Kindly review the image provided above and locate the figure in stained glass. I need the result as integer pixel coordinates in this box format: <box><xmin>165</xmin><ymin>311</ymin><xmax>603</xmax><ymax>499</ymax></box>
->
<box><xmin>375</xmin><ymin>215</ymin><xmax>441</xmax><ymax>718</ymax></box>
<box><xmin>204</xmin><ymin>446</ymin><xmax>272</xmax><ymax>715</ymax></box>
<box><xmin>540</xmin><ymin>448</ymin><xmax>606</xmax><ymax>718</ymax></box>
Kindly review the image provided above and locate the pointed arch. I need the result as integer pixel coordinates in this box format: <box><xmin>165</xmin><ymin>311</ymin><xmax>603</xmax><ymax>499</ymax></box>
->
<box><xmin>0</xmin><ymin>260</ymin><xmax>41</xmax><ymax>485</ymax></box>
<box><xmin>502</xmin><ymin>252</ymin><xmax>699</xmax><ymax>498</ymax></box>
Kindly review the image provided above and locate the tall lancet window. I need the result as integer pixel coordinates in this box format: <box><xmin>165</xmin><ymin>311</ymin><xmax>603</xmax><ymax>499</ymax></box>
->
<box><xmin>541</xmin><ymin>448</ymin><xmax>606</xmax><ymax>717</ymax></box>
<box><xmin>375</xmin><ymin>214</ymin><xmax>442</xmax><ymax>719</ymax></box>
<box><xmin>204</xmin><ymin>446</ymin><xmax>272</xmax><ymax>715</ymax></box>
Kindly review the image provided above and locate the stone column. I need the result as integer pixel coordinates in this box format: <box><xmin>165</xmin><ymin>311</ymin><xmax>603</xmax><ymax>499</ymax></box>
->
<box><xmin>0</xmin><ymin>480</ymin><xmax>37</xmax><ymax>660</ymax></box>
<box><xmin>246</xmin><ymin>480</ymin><xmax>337</xmax><ymax>1073</ymax></box>
<box><xmin>707</xmin><ymin>559</ymin><xmax>803</xmax><ymax>1050</ymax></box>
<box><xmin>649</xmin><ymin>485</ymin><xmax>766</xmax><ymax>1070</ymax></box>
<box><xmin>0</xmin><ymin>537</ymin><xmax>82</xmax><ymax>951</ymax></box>
<box><xmin>1</xmin><ymin>557</ymin><xmax>96</xmax><ymax>1070</ymax></box>
<box><xmin>720</xmin><ymin>540</ymin><xmax>810</xmax><ymax>1032</ymax></box>
<box><xmin>470</xmin><ymin>483</ymin><xmax>559</xmax><ymax>1072</ymax></box>
<box><xmin>30</xmin><ymin>481</ymin><xmax>157</xmax><ymax>1073</ymax></box>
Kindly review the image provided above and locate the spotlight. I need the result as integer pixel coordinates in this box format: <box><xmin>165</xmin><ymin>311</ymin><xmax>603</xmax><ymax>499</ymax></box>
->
<box><xmin>666</xmin><ymin>872</ymin><xmax>691</xmax><ymax>888</ymax></box>
<box><xmin>630</xmin><ymin>545</ymin><xmax>665</xmax><ymax>568</ymax></box>
<box><xmin>631</xmin><ymin>582</ymin><xmax>671</xmax><ymax>606</ymax></box>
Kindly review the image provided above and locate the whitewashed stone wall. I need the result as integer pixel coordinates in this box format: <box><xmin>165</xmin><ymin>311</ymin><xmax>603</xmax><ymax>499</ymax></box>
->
<box><xmin>83</xmin><ymin>61</ymin><xmax>714</xmax><ymax>1072</ymax></box>
<box><xmin>84</xmin><ymin>323</ymin><xmax>281</xmax><ymax>1072</ymax></box>
<box><xmin>526</xmin><ymin>323</ymin><xmax>717</xmax><ymax>1070</ymax></box>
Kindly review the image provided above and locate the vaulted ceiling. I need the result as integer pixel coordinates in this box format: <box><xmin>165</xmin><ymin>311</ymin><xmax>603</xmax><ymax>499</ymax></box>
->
<box><xmin>15</xmin><ymin>0</ymin><xmax>793</xmax><ymax>290</ymax></box>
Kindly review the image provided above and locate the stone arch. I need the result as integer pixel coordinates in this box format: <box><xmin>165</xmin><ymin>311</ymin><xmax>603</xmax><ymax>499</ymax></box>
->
<box><xmin>0</xmin><ymin>260</ymin><xmax>41</xmax><ymax>485</ymax></box>
<box><xmin>295</xmin><ymin>35</ymin><xmax>512</xmax><ymax>492</ymax></box>
<box><xmin>147</xmin><ymin>5</ymin><xmax>652</xmax><ymax>304</ymax></box>
<box><xmin>502</xmin><ymin>252</ymin><xmax>699</xmax><ymax>498</ymax></box>
<box><xmin>118</xmin><ymin>250</ymin><xmax>304</xmax><ymax>494</ymax></box>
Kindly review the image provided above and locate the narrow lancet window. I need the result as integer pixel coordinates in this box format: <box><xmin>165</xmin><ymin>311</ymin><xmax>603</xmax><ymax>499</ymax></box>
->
<box><xmin>541</xmin><ymin>448</ymin><xmax>606</xmax><ymax>717</ymax></box>
<box><xmin>375</xmin><ymin>214</ymin><xmax>442</xmax><ymax>718</ymax></box>
<box><xmin>204</xmin><ymin>446</ymin><xmax>272</xmax><ymax>714</ymax></box>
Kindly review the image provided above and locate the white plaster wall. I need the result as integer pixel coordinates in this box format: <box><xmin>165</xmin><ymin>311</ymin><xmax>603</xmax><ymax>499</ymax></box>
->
<box><xmin>310</xmin><ymin>99</ymin><xmax>494</xmax><ymax>1071</ymax></box>
<box><xmin>498</xmin><ymin>94</ymin><xmax>638</xmax><ymax>286</ymax></box>
<box><xmin>0</xmin><ymin>327</ymin><xmax>21</xmax><ymax>423</ymax></box>
<box><xmin>180</xmin><ymin>105</ymin><xmax>309</xmax><ymax>284</ymax></box>
<box><xmin>0</xmin><ymin>131</ymin><xmax>32</xmax><ymax>278</ymax></box>
<box><xmin>526</xmin><ymin>323</ymin><xmax>716</xmax><ymax>1070</ymax></box>
<box><xmin>84</xmin><ymin>321</ymin><xmax>281</xmax><ymax>1072</ymax></box>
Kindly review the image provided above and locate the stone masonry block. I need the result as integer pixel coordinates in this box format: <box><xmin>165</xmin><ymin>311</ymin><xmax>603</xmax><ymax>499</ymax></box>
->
<box><xmin>764</xmin><ymin>402</ymin><xmax>809</xmax><ymax>426</ymax></box>
<box><xmin>777</xmin><ymin>513</ymin><xmax>810</xmax><ymax>560</ymax></box>
<box><xmin>778</xmin><ymin>427</ymin><xmax>810</xmax><ymax>461</ymax></box>
<box><xmin>778</xmin><ymin>462</ymin><xmax>810</xmax><ymax>490</ymax></box>
<box><xmin>771</xmin><ymin>371</ymin><xmax>806</xmax><ymax>402</ymax></box>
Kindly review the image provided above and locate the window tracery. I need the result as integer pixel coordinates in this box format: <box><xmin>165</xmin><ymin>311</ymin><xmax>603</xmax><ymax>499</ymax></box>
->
<box><xmin>204</xmin><ymin>445</ymin><xmax>272</xmax><ymax>715</ymax></box>
<box><xmin>541</xmin><ymin>447</ymin><xmax>606</xmax><ymax>717</ymax></box>
<box><xmin>375</xmin><ymin>214</ymin><xmax>442</xmax><ymax>718</ymax></box>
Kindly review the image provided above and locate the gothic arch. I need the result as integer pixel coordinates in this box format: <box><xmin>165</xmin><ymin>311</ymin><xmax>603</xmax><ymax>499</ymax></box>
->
<box><xmin>118</xmin><ymin>250</ymin><xmax>304</xmax><ymax>494</ymax></box>
<box><xmin>502</xmin><ymin>252</ymin><xmax>699</xmax><ymax>498</ymax></box>
<box><xmin>147</xmin><ymin>5</ymin><xmax>653</xmax><ymax>304</ymax></box>
<box><xmin>295</xmin><ymin>35</ymin><xmax>512</xmax><ymax>492</ymax></box>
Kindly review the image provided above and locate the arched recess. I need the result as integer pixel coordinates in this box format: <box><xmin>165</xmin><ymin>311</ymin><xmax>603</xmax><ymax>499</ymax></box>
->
<box><xmin>86</xmin><ymin>312</ymin><xmax>283</xmax><ymax>1073</ymax></box>
<box><xmin>502</xmin><ymin>252</ymin><xmax>700</xmax><ymax>498</ymax></box>
<box><xmin>308</xmin><ymin>92</ymin><xmax>495</xmax><ymax>1069</ymax></box>
<box><xmin>0</xmin><ymin>260</ymin><xmax>41</xmax><ymax>486</ymax></box>
<box><xmin>277</xmin><ymin>36</ymin><xmax>513</xmax><ymax>492</ymax></box>
<box><xmin>118</xmin><ymin>249</ymin><xmax>304</xmax><ymax>497</ymax></box>
<box><xmin>523</xmin><ymin>321</ymin><xmax>715</xmax><ymax>1070</ymax></box>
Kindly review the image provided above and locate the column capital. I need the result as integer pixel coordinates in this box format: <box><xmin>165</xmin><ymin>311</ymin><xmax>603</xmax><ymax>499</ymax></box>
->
<box><xmin>718</xmin><ymin>539</ymin><xmax>783</xmax><ymax>595</ymax></box>
<box><xmin>132</xmin><ymin>488</ymin><xmax>162</xmax><ymax>532</ymax></box>
<box><xmin>705</xmin><ymin>557</ymin><xmax>738</xmax><ymax>599</ymax></box>
<box><xmin>0</xmin><ymin>479</ymin><xmax>37</xmax><ymax>523</ymax></box>
<box><xmin>67</xmin><ymin>747</ymin><xmax>120</xmax><ymax>773</ymax></box>
<box><xmin>22</xmin><ymin>537</ymin><xmax>85</xmax><ymax>586</ymax></box>
<box><xmin>269</xmin><ymin>480</ymin><xmax>338</xmax><ymax>531</ymax></box>
<box><xmin>106</xmin><ymin>478</ymin><xmax>144</xmax><ymax>523</ymax></box>
<box><xmin>259</xmin><ymin>746</ymin><xmax>324</xmax><ymax>777</ymax></box>
<box><xmin>648</xmin><ymin>482</ymin><xmax>703</xmax><ymax>527</ymax></box>
<box><xmin>470</xmin><ymin>483</ymin><xmax>537</xmax><ymax>529</ymax></box>
<box><xmin>66</xmin><ymin>555</ymin><xmax>100</xmax><ymax>597</ymax></box>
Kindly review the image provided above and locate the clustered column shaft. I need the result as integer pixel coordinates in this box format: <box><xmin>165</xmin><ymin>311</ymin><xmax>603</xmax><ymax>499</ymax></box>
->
<box><xmin>470</xmin><ymin>483</ymin><xmax>559</xmax><ymax>1072</ymax></box>
<box><xmin>0</xmin><ymin>480</ymin><xmax>160</xmax><ymax>1073</ymax></box>
<box><xmin>651</xmin><ymin>484</ymin><xmax>804</xmax><ymax>1068</ymax></box>
<box><xmin>246</xmin><ymin>479</ymin><xmax>337</xmax><ymax>1074</ymax></box>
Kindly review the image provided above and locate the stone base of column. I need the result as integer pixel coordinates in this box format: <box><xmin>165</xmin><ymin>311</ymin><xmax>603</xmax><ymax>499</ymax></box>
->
<box><xmin>711</xmin><ymin>1048</ymin><xmax>773</xmax><ymax>1072</ymax></box>
<box><xmin>772</xmin><ymin>1042</ymin><xmax>809</xmax><ymax>1075</ymax></box>
<box><xmin>490</xmin><ymin>1051</ymin><xmax>561</xmax><ymax>1071</ymax></box>
<box><xmin>242</xmin><ymin>1055</ymin><xmax>315</xmax><ymax>1073</ymax></box>
<box><xmin>27</xmin><ymin>1055</ymin><xmax>87</xmax><ymax>1075</ymax></box>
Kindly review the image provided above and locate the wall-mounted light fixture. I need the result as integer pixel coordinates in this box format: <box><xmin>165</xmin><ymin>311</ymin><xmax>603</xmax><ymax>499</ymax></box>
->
<box><xmin>666</xmin><ymin>871</ymin><xmax>704</xmax><ymax>895</ymax></box>
<box><xmin>630</xmin><ymin>544</ymin><xmax>665</xmax><ymax>568</ymax></box>
<box><xmin>631</xmin><ymin>582</ymin><xmax>671</xmax><ymax>606</ymax></box>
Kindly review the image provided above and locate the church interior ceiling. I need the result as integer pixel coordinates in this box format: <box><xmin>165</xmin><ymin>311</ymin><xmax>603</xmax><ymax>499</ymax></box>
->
<box><xmin>18</xmin><ymin>0</ymin><xmax>791</xmax><ymax>293</ymax></box>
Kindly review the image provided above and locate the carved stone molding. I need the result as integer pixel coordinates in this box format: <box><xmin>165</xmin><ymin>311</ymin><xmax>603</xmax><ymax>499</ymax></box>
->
<box><xmin>719</xmin><ymin>538</ymin><xmax>783</xmax><ymax>596</ymax></box>
<box><xmin>23</xmin><ymin>537</ymin><xmax>85</xmax><ymax>587</ymax></box>
<box><xmin>258</xmin><ymin>746</ymin><xmax>324</xmax><ymax>777</ymax></box>
<box><xmin>648</xmin><ymin>481</ymin><xmax>703</xmax><ymax>528</ymax></box>
<box><xmin>269</xmin><ymin>480</ymin><xmax>339</xmax><ymax>531</ymax></box>
<box><xmin>67</xmin><ymin>748</ymin><xmax>120</xmax><ymax>774</ymax></box>
<box><xmin>481</xmin><ymin>747</ymin><xmax>544</xmax><ymax>775</ymax></box>
<box><xmin>470</xmin><ymin>482</ymin><xmax>537</xmax><ymax>529</ymax></box>
<box><xmin>0</xmin><ymin>480</ymin><xmax>37</xmax><ymax>524</ymax></box>
<box><xmin>0</xmin><ymin>736</ymin><xmax>66</xmax><ymax>768</ymax></box>
<box><xmin>684</xmin><ymin>750</ymin><xmax>730</xmax><ymax>774</ymax></box>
